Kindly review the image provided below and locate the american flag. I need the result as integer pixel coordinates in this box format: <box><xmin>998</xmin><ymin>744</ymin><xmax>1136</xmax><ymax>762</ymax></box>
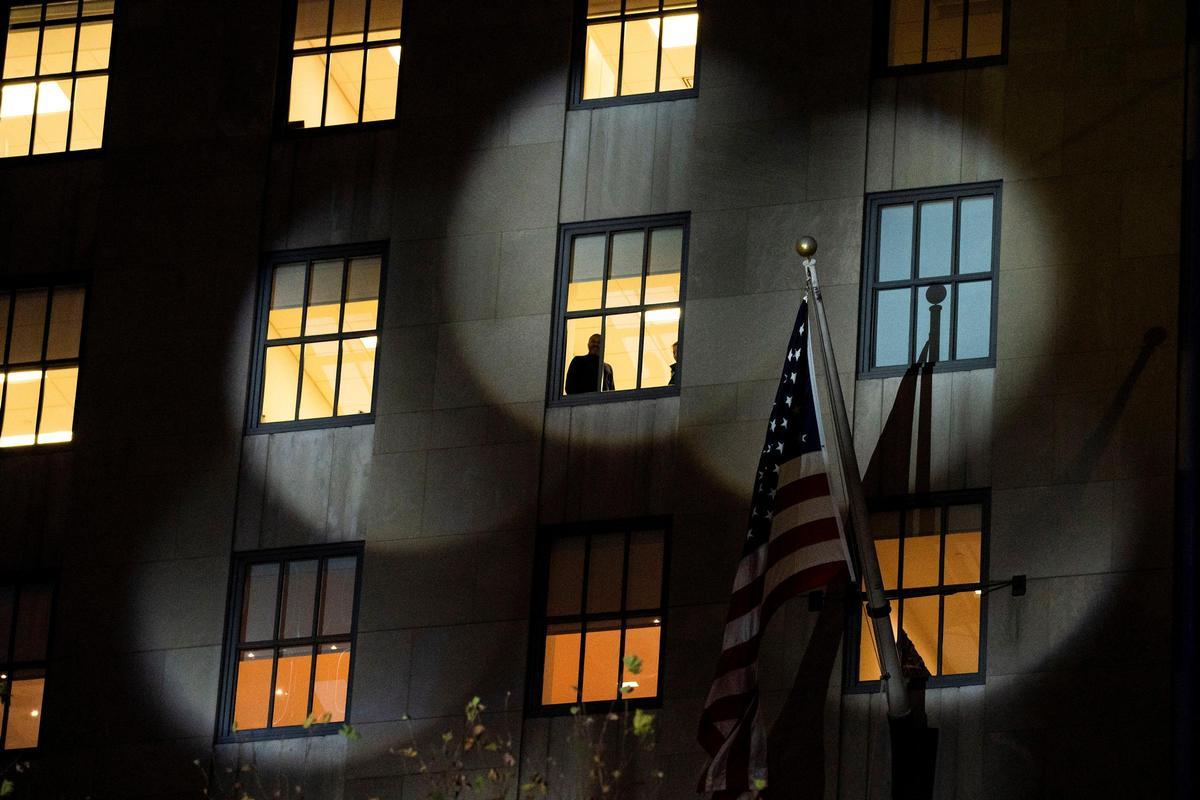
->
<box><xmin>697</xmin><ymin>298</ymin><xmax>851</xmax><ymax>797</ymax></box>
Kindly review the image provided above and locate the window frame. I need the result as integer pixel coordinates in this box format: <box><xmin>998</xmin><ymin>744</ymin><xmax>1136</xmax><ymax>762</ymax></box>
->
<box><xmin>845</xmin><ymin>490</ymin><xmax>990</xmax><ymax>692</ymax></box>
<box><xmin>871</xmin><ymin>0</ymin><xmax>1010</xmax><ymax>76</ymax></box>
<box><xmin>548</xmin><ymin>213</ymin><xmax>689</xmax><ymax>407</ymax></box>
<box><xmin>0</xmin><ymin>571</ymin><xmax>57</xmax><ymax>753</ymax></box>
<box><xmin>526</xmin><ymin>517</ymin><xmax>672</xmax><ymax>717</ymax></box>
<box><xmin>0</xmin><ymin>272</ymin><xmax>90</xmax><ymax>454</ymax></box>
<box><xmin>857</xmin><ymin>181</ymin><xmax>1001</xmax><ymax>379</ymax></box>
<box><xmin>274</xmin><ymin>0</ymin><xmax>407</xmax><ymax>136</ymax></box>
<box><xmin>215</xmin><ymin>542</ymin><xmax>365</xmax><ymax>744</ymax></box>
<box><xmin>246</xmin><ymin>241</ymin><xmax>387</xmax><ymax>435</ymax></box>
<box><xmin>0</xmin><ymin>0</ymin><xmax>117</xmax><ymax>162</ymax></box>
<box><xmin>568</xmin><ymin>0</ymin><xmax>701</xmax><ymax>110</ymax></box>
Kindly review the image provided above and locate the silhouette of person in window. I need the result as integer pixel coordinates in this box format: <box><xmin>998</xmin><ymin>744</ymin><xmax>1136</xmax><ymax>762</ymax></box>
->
<box><xmin>565</xmin><ymin>333</ymin><xmax>615</xmax><ymax>394</ymax></box>
<box><xmin>669</xmin><ymin>341</ymin><xmax>679</xmax><ymax>386</ymax></box>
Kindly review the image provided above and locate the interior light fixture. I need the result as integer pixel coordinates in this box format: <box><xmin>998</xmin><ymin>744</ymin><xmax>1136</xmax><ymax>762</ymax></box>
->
<box><xmin>621</xmin><ymin>681</ymin><xmax>639</xmax><ymax>690</ymax></box>
<box><xmin>644</xmin><ymin>307</ymin><xmax>681</xmax><ymax>323</ymax></box>
<box><xmin>661</xmin><ymin>13</ymin><xmax>698</xmax><ymax>48</ymax></box>
<box><xmin>30</xmin><ymin>709</ymin><xmax>39</xmax><ymax>717</ymax></box>
<box><xmin>388</xmin><ymin>45</ymin><xmax>401</xmax><ymax>65</ymax></box>
<box><xmin>6</xmin><ymin>369</ymin><xmax>43</xmax><ymax>383</ymax></box>
<box><xmin>652</xmin><ymin>617</ymin><xmax>661</xmax><ymax>625</ymax></box>
<box><xmin>36</xmin><ymin>431</ymin><xmax>73</xmax><ymax>445</ymax></box>
<box><xmin>0</xmin><ymin>434</ymin><xmax>36</xmax><ymax>448</ymax></box>
<box><xmin>362</xmin><ymin>336</ymin><xmax>378</xmax><ymax>350</ymax></box>
<box><xmin>0</xmin><ymin>82</ymin><xmax>70</xmax><ymax>118</ymax></box>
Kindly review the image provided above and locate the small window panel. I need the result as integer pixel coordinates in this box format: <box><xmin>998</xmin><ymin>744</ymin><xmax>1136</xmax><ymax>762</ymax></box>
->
<box><xmin>1</xmin><ymin>580</ymin><xmax>54</xmax><ymax>751</ymax></box>
<box><xmin>249</xmin><ymin>245</ymin><xmax>384</xmax><ymax>432</ymax></box>
<box><xmin>851</xmin><ymin>495</ymin><xmax>988</xmax><ymax>689</ymax></box>
<box><xmin>877</xmin><ymin>0</ymin><xmax>1007</xmax><ymax>73</ymax></box>
<box><xmin>552</xmin><ymin>214</ymin><xmax>687</xmax><ymax>404</ymax></box>
<box><xmin>859</xmin><ymin>182</ymin><xmax>1000</xmax><ymax>377</ymax></box>
<box><xmin>286</xmin><ymin>0</ymin><xmax>403</xmax><ymax>129</ymax></box>
<box><xmin>571</xmin><ymin>0</ymin><xmax>699</xmax><ymax>107</ymax></box>
<box><xmin>0</xmin><ymin>0</ymin><xmax>113</xmax><ymax>158</ymax></box>
<box><xmin>0</xmin><ymin>281</ymin><xmax>86</xmax><ymax>448</ymax></box>
<box><xmin>218</xmin><ymin>545</ymin><xmax>362</xmax><ymax>741</ymax></box>
<box><xmin>531</xmin><ymin>521</ymin><xmax>668</xmax><ymax>713</ymax></box>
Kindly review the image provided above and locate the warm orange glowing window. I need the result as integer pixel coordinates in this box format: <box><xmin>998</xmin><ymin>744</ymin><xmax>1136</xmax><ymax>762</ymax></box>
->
<box><xmin>287</xmin><ymin>0</ymin><xmax>402</xmax><ymax>129</ymax></box>
<box><xmin>254</xmin><ymin>249</ymin><xmax>383</xmax><ymax>430</ymax></box>
<box><xmin>1</xmin><ymin>581</ymin><xmax>53</xmax><ymax>751</ymax></box>
<box><xmin>883</xmin><ymin>0</ymin><xmax>1005</xmax><ymax>70</ymax></box>
<box><xmin>857</xmin><ymin>499</ymin><xmax>986</xmax><ymax>684</ymax></box>
<box><xmin>0</xmin><ymin>282</ymin><xmax>85</xmax><ymax>448</ymax></box>
<box><xmin>576</xmin><ymin>0</ymin><xmax>697</xmax><ymax>104</ymax></box>
<box><xmin>223</xmin><ymin>548</ymin><xmax>360</xmax><ymax>737</ymax></box>
<box><xmin>0</xmin><ymin>1</ymin><xmax>112</xmax><ymax>158</ymax></box>
<box><xmin>538</xmin><ymin>525</ymin><xmax>666</xmax><ymax>708</ymax></box>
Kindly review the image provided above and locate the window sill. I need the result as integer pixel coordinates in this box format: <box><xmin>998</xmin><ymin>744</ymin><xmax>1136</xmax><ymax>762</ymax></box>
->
<box><xmin>845</xmin><ymin>673</ymin><xmax>984</xmax><ymax>693</ymax></box>
<box><xmin>857</xmin><ymin>358</ymin><xmax>994</xmax><ymax>381</ymax></box>
<box><xmin>215</xmin><ymin>722</ymin><xmax>347</xmax><ymax>745</ymax></box>
<box><xmin>548</xmin><ymin>385</ymin><xmax>680</xmax><ymax>408</ymax></box>
<box><xmin>873</xmin><ymin>53</ymin><xmax>1006</xmax><ymax>78</ymax></box>
<box><xmin>0</xmin><ymin>147</ymin><xmax>104</xmax><ymax>168</ymax></box>
<box><xmin>246</xmin><ymin>414</ymin><xmax>375</xmax><ymax>435</ymax></box>
<box><xmin>276</xmin><ymin>118</ymin><xmax>401</xmax><ymax>140</ymax></box>
<box><xmin>526</xmin><ymin>695</ymin><xmax>663</xmax><ymax>718</ymax></box>
<box><xmin>569</xmin><ymin>88</ymin><xmax>698</xmax><ymax>111</ymax></box>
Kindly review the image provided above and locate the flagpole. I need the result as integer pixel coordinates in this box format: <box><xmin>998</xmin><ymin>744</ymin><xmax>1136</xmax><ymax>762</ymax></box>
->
<box><xmin>796</xmin><ymin>236</ymin><xmax>911</xmax><ymax>720</ymax></box>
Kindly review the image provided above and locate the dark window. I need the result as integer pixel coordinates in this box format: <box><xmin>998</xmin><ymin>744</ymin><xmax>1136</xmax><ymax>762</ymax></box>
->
<box><xmin>0</xmin><ymin>0</ymin><xmax>113</xmax><ymax>157</ymax></box>
<box><xmin>1</xmin><ymin>280</ymin><xmax>86</xmax><ymax>448</ymax></box>
<box><xmin>850</xmin><ymin>493</ymin><xmax>988</xmax><ymax>689</ymax></box>
<box><xmin>859</xmin><ymin>182</ymin><xmax>1000</xmax><ymax>377</ymax></box>
<box><xmin>570</xmin><ymin>0</ymin><xmax>699</xmax><ymax>108</ymax></box>
<box><xmin>284</xmin><ymin>0</ymin><xmax>403</xmax><ymax>129</ymax></box>
<box><xmin>1</xmin><ymin>579</ymin><xmax>54</xmax><ymax>751</ymax></box>
<box><xmin>875</xmin><ymin>0</ymin><xmax>1008</xmax><ymax>73</ymax></box>
<box><xmin>551</xmin><ymin>214</ymin><xmax>687</xmax><ymax>404</ymax></box>
<box><xmin>217</xmin><ymin>544</ymin><xmax>363</xmax><ymax>741</ymax></box>
<box><xmin>248</xmin><ymin>244</ymin><xmax>384</xmax><ymax>432</ymax></box>
<box><xmin>530</xmin><ymin>520</ymin><xmax>668</xmax><ymax>713</ymax></box>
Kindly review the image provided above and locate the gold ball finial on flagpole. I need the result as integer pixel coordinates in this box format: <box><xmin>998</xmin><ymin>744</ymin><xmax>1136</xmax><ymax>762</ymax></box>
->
<box><xmin>795</xmin><ymin>236</ymin><xmax>818</xmax><ymax>258</ymax></box>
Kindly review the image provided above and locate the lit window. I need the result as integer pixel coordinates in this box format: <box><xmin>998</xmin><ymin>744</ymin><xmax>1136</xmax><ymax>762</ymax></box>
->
<box><xmin>573</xmin><ymin>0</ymin><xmax>698</xmax><ymax>106</ymax></box>
<box><xmin>534</xmin><ymin>522</ymin><xmax>667</xmax><ymax>710</ymax></box>
<box><xmin>287</xmin><ymin>0</ymin><xmax>403</xmax><ymax>129</ymax></box>
<box><xmin>0</xmin><ymin>580</ymin><xmax>54</xmax><ymax>751</ymax></box>
<box><xmin>859</xmin><ymin>182</ymin><xmax>999</xmax><ymax>376</ymax></box>
<box><xmin>219</xmin><ymin>545</ymin><xmax>362</xmax><ymax>739</ymax></box>
<box><xmin>250</xmin><ymin>246</ymin><xmax>383</xmax><ymax>431</ymax></box>
<box><xmin>553</xmin><ymin>215</ymin><xmax>687</xmax><ymax>403</ymax></box>
<box><xmin>0</xmin><ymin>0</ymin><xmax>113</xmax><ymax>158</ymax></box>
<box><xmin>880</xmin><ymin>0</ymin><xmax>1006</xmax><ymax>71</ymax></box>
<box><xmin>0</xmin><ymin>282</ymin><xmax>86</xmax><ymax>448</ymax></box>
<box><xmin>854</xmin><ymin>496</ymin><xmax>987</xmax><ymax>687</ymax></box>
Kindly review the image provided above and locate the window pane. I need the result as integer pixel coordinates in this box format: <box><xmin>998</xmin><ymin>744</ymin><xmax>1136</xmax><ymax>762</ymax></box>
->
<box><xmin>3</xmin><ymin>673</ymin><xmax>45</xmax><ymax>750</ymax></box>
<box><xmin>587</xmin><ymin>0</ymin><xmax>621</xmax><ymax>17</ymax></box>
<box><xmin>857</xmin><ymin>601</ymin><xmax>900</xmax><ymax>681</ymax></box>
<box><xmin>289</xmin><ymin>53</ymin><xmax>326</xmax><ymax>128</ymax></box>
<box><xmin>943</xmin><ymin>531</ymin><xmax>981</xmax><ymax>585</ymax></box>
<box><xmin>272</xmin><ymin>646</ymin><xmax>314</xmax><ymax>727</ymax></box>
<box><xmin>343</xmin><ymin>257</ymin><xmax>381</xmax><ymax>331</ymax></box>
<box><xmin>958</xmin><ymin>196</ymin><xmax>993</xmax><ymax>274</ymax></box>
<box><xmin>546</xmin><ymin>536</ymin><xmax>585</xmax><ymax>617</ymax></box>
<box><xmin>966</xmin><ymin>0</ymin><xmax>1003</xmax><ymax>57</ymax></box>
<box><xmin>280</xmin><ymin>560</ymin><xmax>319</xmax><ymax>639</ymax></box>
<box><xmin>367</xmin><ymin>0</ymin><xmax>402</xmax><ymax>41</ymax></box>
<box><xmin>878</xmin><ymin>204</ymin><xmax>913</xmax><ymax>281</ymax></box>
<box><xmin>871</xmin><ymin>510</ymin><xmax>901</xmax><ymax>589</ymax></box>
<box><xmin>941</xmin><ymin>591</ymin><xmax>981</xmax><ymax>674</ymax></box>
<box><xmin>874</xmin><ymin>288</ymin><xmax>910</xmax><ymax>368</ymax></box>
<box><xmin>914</xmin><ymin>283</ymin><xmax>951</xmax><ymax>363</ymax></box>
<box><xmin>581</xmin><ymin>620</ymin><xmax>621</xmax><ymax>702</ymax></box>
<box><xmin>268</xmin><ymin>263</ymin><xmax>306</xmax><ymax>339</ymax></box>
<box><xmin>626</xmin><ymin>0</ymin><xmax>660</xmax><ymax>11</ymax></box>
<box><xmin>38</xmin><ymin>23</ymin><xmax>76</xmax><ymax>74</ymax></box>
<box><xmin>0</xmin><ymin>84</ymin><xmax>34</xmax><ymax>157</ymax></box>
<box><xmin>9</xmin><ymin>4</ymin><xmax>42</xmax><ymax>25</ymax></box>
<box><xmin>889</xmin><ymin>0</ymin><xmax>924</xmax><ymax>66</ymax></box>
<box><xmin>68</xmin><ymin>73</ymin><xmax>106</xmax><ymax>150</ymax></box>
<box><xmin>312</xmin><ymin>642</ymin><xmax>350</xmax><ymax>722</ymax></box>
<box><xmin>954</xmin><ymin>280</ymin><xmax>991</xmax><ymax>359</ymax></box>
<box><xmin>325</xmin><ymin>49</ymin><xmax>363</xmax><ymax>125</ymax></box>
<box><xmin>563</xmin><ymin>316</ymin><xmax>604</xmax><ymax>395</ymax></box>
<box><xmin>3</xmin><ymin>27</ymin><xmax>38</xmax><ymax>78</ymax></box>
<box><xmin>926</xmin><ymin>0</ymin><xmax>963</xmax><ymax>62</ymax></box>
<box><xmin>241</xmin><ymin>563</ymin><xmax>279</xmax><ymax>643</ymax></box>
<box><xmin>260</xmin><ymin>344</ymin><xmax>301</xmax><ymax>423</ymax></box>
<box><xmin>8</xmin><ymin>290</ymin><xmax>47</xmax><ymax>364</ymax></box>
<box><xmin>658</xmin><ymin>12</ymin><xmax>697</xmax><ymax>90</ymax></box>
<box><xmin>76</xmin><ymin>19</ymin><xmax>111</xmax><ymax>70</ymax></box>
<box><xmin>294</xmin><ymin>0</ymin><xmax>330</xmax><ymax>48</ymax></box>
<box><xmin>298</xmin><ymin>341</ymin><xmax>337</xmax><ymax>420</ymax></box>
<box><xmin>82</xmin><ymin>0</ymin><xmax>114</xmax><ymax>15</ymax></box>
<box><xmin>37</xmin><ymin>366</ymin><xmax>77</xmax><ymax>444</ymax></box>
<box><xmin>917</xmin><ymin>200</ymin><xmax>953</xmax><ymax>278</ymax></box>
<box><xmin>586</xmin><ymin>532</ymin><xmax>625</xmax><ymax>614</ymax></box>
<box><xmin>606</xmin><ymin>230</ymin><xmax>644</xmax><ymax>308</ymax></box>
<box><xmin>336</xmin><ymin>336</ymin><xmax>375</xmax><ymax>416</ymax></box>
<box><xmin>319</xmin><ymin>556</ymin><xmax>357</xmax><ymax>636</ymax></box>
<box><xmin>44</xmin><ymin>2</ymin><xmax>76</xmax><ymax>22</ymax></box>
<box><xmin>329</xmin><ymin>0</ymin><xmax>366</xmax><ymax>45</ymax></box>
<box><xmin>603</xmin><ymin>312</ymin><xmax>641</xmax><ymax>391</ymax></box>
<box><xmin>625</xmin><ymin>530</ymin><xmax>663</xmax><ymax>610</ymax></box>
<box><xmin>542</xmin><ymin>623</ymin><xmax>581</xmax><ymax>705</ymax></box>
<box><xmin>46</xmin><ymin>286</ymin><xmax>84</xmax><ymax>360</ymax></box>
<box><xmin>361</xmin><ymin>46</ymin><xmax>399</xmax><ymax>122</ymax></box>
<box><xmin>582</xmin><ymin>21</ymin><xmax>621</xmax><ymax>100</ymax></box>
<box><xmin>305</xmin><ymin>259</ymin><xmax>344</xmax><ymax>336</ymax></box>
<box><xmin>13</xmin><ymin>584</ymin><xmax>52</xmax><ymax>662</ymax></box>
<box><xmin>645</xmin><ymin>227</ymin><xmax>682</xmax><ymax>304</ymax></box>
<box><xmin>620</xmin><ymin>18</ymin><xmax>659</xmax><ymax>96</ymax></box>
<box><xmin>620</xmin><ymin>618</ymin><xmax>661</xmax><ymax>699</ymax></box>
<box><xmin>901</xmin><ymin>596</ymin><xmax>939</xmax><ymax>674</ymax></box>
<box><xmin>0</xmin><ymin>370</ymin><xmax>41</xmax><ymax>447</ymax></box>
<box><xmin>33</xmin><ymin>78</ymin><xmax>72</xmax><ymax>154</ymax></box>
<box><xmin>640</xmin><ymin>306</ymin><xmax>679</xmax><ymax>388</ymax></box>
<box><xmin>233</xmin><ymin>649</ymin><xmax>272</xmax><ymax>731</ymax></box>
<box><xmin>567</xmin><ymin>233</ymin><xmax>605</xmax><ymax>312</ymax></box>
<box><xmin>903</xmin><ymin>507</ymin><xmax>941</xmax><ymax>588</ymax></box>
